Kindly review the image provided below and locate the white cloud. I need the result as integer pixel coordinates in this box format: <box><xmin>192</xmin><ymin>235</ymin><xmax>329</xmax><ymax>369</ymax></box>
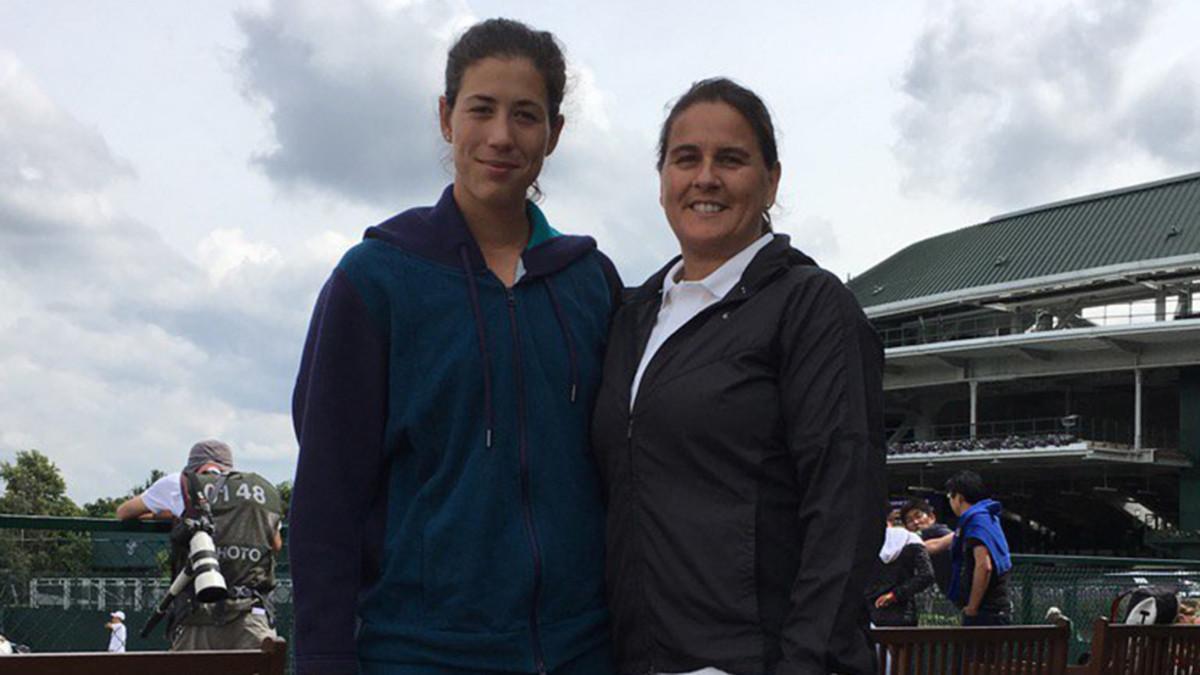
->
<box><xmin>1125</xmin><ymin>57</ymin><xmax>1200</xmax><ymax>165</ymax></box>
<box><xmin>0</xmin><ymin>53</ymin><xmax>132</xmax><ymax>228</ymax></box>
<box><xmin>790</xmin><ymin>215</ymin><xmax>841</xmax><ymax>266</ymax></box>
<box><xmin>234</xmin><ymin>0</ymin><xmax>675</xmax><ymax>283</ymax></box>
<box><xmin>198</xmin><ymin>228</ymin><xmax>283</xmax><ymax>285</ymax></box>
<box><xmin>236</xmin><ymin>0</ymin><xmax>473</xmax><ymax>206</ymax></box>
<box><xmin>0</xmin><ymin>51</ymin><xmax>328</xmax><ymax>502</ymax></box>
<box><xmin>894</xmin><ymin>0</ymin><xmax>1200</xmax><ymax>208</ymax></box>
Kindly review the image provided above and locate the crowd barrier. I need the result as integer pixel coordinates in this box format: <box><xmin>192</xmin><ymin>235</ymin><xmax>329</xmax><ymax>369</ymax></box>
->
<box><xmin>3</xmin><ymin>515</ymin><xmax>1200</xmax><ymax>672</ymax></box>
<box><xmin>0</xmin><ymin>636</ymin><xmax>286</xmax><ymax>675</ymax></box>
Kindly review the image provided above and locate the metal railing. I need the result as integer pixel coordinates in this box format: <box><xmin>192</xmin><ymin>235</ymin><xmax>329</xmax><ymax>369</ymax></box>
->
<box><xmin>915</xmin><ymin>554</ymin><xmax>1200</xmax><ymax>662</ymax></box>
<box><xmin>886</xmin><ymin>416</ymin><xmax>1176</xmax><ymax>456</ymax></box>
<box><xmin>876</xmin><ymin>298</ymin><xmax>1200</xmax><ymax>350</ymax></box>
<box><xmin>3</xmin><ymin>516</ymin><xmax>1199</xmax><ymax>667</ymax></box>
<box><xmin>0</xmin><ymin>515</ymin><xmax>292</xmax><ymax>672</ymax></box>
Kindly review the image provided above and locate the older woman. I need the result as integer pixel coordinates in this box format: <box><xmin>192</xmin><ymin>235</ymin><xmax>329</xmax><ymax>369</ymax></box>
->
<box><xmin>591</xmin><ymin>78</ymin><xmax>886</xmax><ymax>675</ymax></box>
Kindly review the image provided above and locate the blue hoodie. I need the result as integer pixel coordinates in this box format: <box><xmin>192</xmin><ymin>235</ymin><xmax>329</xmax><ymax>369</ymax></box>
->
<box><xmin>290</xmin><ymin>185</ymin><xmax>621</xmax><ymax>674</ymax></box>
<box><xmin>948</xmin><ymin>498</ymin><xmax>1013</xmax><ymax>605</ymax></box>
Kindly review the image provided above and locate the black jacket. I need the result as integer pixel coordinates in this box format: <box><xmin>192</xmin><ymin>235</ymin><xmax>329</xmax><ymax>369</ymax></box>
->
<box><xmin>918</xmin><ymin>523</ymin><xmax>954</xmax><ymax>597</ymax></box>
<box><xmin>591</xmin><ymin>236</ymin><xmax>886</xmax><ymax>675</ymax></box>
<box><xmin>865</xmin><ymin>542</ymin><xmax>935</xmax><ymax>627</ymax></box>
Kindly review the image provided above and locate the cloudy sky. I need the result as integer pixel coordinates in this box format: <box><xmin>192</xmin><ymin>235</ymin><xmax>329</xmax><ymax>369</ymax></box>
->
<box><xmin>2</xmin><ymin>0</ymin><xmax>1198</xmax><ymax>503</ymax></box>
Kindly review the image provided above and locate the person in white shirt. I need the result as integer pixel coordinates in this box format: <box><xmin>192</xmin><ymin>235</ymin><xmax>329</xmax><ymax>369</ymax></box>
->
<box><xmin>106</xmin><ymin>611</ymin><xmax>127</xmax><ymax>653</ymax></box>
<box><xmin>115</xmin><ymin>440</ymin><xmax>283</xmax><ymax>651</ymax></box>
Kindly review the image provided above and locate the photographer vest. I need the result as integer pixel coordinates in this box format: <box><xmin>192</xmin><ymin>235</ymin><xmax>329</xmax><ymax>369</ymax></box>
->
<box><xmin>169</xmin><ymin>470</ymin><xmax>283</xmax><ymax>626</ymax></box>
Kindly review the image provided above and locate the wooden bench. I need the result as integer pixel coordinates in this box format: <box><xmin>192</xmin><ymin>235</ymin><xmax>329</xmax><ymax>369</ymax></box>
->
<box><xmin>0</xmin><ymin>636</ymin><xmax>286</xmax><ymax>675</ymax></box>
<box><xmin>872</xmin><ymin>621</ymin><xmax>1071</xmax><ymax>674</ymax></box>
<box><xmin>1083</xmin><ymin>617</ymin><xmax>1200</xmax><ymax>675</ymax></box>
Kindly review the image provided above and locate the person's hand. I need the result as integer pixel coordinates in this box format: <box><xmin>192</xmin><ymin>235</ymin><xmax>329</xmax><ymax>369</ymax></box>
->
<box><xmin>875</xmin><ymin>592</ymin><xmax>896</xmax><ymax>608</ymax></box>
<box><xmin>963</xmin><ymin>606</ymin><xmax>979</xmax><ymax>617</ymax></box>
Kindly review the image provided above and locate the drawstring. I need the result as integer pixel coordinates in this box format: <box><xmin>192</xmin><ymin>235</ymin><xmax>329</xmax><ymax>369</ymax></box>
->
<box><xmin>459</xmin><ymin>245</ymin><xmax>495</xmax><ymax>448</ymax></box>
<box><xmin>542</xmin><ymin>277</ymin><xmax>579</xmax><ymax>404</ymax></box>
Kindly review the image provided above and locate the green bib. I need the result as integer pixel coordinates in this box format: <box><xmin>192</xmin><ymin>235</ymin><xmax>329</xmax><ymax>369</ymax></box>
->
<box><xmin>193</xmin><ymin>471</ymin><xmax>283</xmax><ymax>592</ymax></box>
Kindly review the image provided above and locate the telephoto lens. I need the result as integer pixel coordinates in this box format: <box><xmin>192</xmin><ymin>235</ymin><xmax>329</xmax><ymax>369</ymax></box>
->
<box><xmin>189</xmin><ymin>530</ymin><xmax>229</xmax><ymax>602</ymax></box>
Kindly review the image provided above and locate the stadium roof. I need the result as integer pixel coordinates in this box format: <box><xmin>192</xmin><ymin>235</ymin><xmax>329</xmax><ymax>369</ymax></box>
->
<box><xmin>849</xmin><ymin>172</ymin><xmax>1200</xmax><ymax>316</ymax></box>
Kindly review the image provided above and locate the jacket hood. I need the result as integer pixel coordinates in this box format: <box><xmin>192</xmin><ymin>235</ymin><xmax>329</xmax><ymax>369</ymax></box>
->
<box><xmin>629</xmin><ymin>234</ymin><xmax>817</xmax><ymax>304</ymax></box>
<box><xmin>363</xmin><ymin>184</ymin><xmax>595</xmax><ymax>450</ymax></box>
<box><xmin>967</xmin><ymin>498</ymin><xmax>1004</xmax><ymax>520</ymax></box>
<box><xmin>364</xmin><ymin>184</ymin><xmax>596</xmax><ymax>280</ymax></box>
<box><xmin>879</xmin><ymin>526</ymin><xmax>924</xmax><ymax>564</ymax></box>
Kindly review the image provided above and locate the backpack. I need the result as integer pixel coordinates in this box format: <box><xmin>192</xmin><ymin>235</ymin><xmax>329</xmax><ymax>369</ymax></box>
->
<box><xmin>1121</xmin><ymin>586</ymin><xmax>1180</xmax><ymax>625</ymax></box>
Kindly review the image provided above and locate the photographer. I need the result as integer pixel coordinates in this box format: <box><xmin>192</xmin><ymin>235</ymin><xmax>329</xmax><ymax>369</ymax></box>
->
<box><xmin>117</xmin><ymin>439</ymin><xmax>283</xmax><ymax>650</ymax></box>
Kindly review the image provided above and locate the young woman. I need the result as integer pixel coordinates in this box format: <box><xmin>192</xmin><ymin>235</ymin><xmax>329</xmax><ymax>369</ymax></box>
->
<box><xmin>591</xmin><ymin>78</ymin><xmax>886</xmax><ymax>675</ymax></box>
<box><xmin>290</xmin><ymin>19</ymin><xmax>619</xmax><ymax>675</ymax></box>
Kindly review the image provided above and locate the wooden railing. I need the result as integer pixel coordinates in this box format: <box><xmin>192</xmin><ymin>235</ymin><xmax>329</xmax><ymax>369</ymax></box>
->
<box><xmin>871</xmin><ymin>621</ymin><xmax>1071</xmax><ymax>674</ymax></box>
<box><xmin>873</xmin><ymin>619</ymin><xmax>1200</xmax><ymax>674</ymax></box>
<box><xmin>1085</xmin><ymin>618</ymin><xmax>1200</xmax><ymax>675</ymax></box>
<box><xmin>0</xmin><ymin>637</ymin><xmax>286</xmax><ymax>675</ymax></box>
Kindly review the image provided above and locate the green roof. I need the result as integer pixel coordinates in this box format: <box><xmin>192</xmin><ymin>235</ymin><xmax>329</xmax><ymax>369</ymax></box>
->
<box><xmin>849</xmin><ymin>172</ymin><xmax>1200</xmax><ymax>311</ymax></box>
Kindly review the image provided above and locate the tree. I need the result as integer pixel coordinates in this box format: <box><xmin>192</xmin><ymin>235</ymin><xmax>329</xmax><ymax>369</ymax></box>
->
<box><xmin>0</xmin><ymin>450</ymin><xmax>81</xmax><ymax>516</ymax></box>
<box><xmin>131</xmin><ymin>469</ymin><xmax>167</xmax><ymax>496</ymax></box>
<box><xmin>0</xmin><ymin>450</ymin><xmax>89</xmax><ymax>588</ymax></box>
<box><xmin>276</xmin><ymin>480</ymin><xmax>292</xmax><ymax>520</ymax></box>
<box><xmin>81</xmin><ymin>469</ymin><xmax>168</xmax><ymax>518</ymax></box>
<box><xmin>82</xmin><ymin>496</ymin><xmax>125</xmax><ymax>519</ymax></box>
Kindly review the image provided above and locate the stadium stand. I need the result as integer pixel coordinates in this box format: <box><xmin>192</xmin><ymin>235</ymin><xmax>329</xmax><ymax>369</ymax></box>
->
<box><xmin>849</xmin><ymin>171</ymin><xmax>1200</xmax><ymax>559</ymax></box>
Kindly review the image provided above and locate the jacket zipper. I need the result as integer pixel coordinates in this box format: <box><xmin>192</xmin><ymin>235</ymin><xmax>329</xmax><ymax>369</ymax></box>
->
<box><xmin>507</xmin><ymin>288</ymin><xmax>548</xmax><ymax>675</ymax></box>
<box><xmin>625</xmin><ymin>286</ymin><xmax>756</xmax><ymax>674</ymax></box>
<box><xmin>630</xmin><ymin>289</ymin><xmax>751</xmax><ymax>414</ymax></box>
<box><xmin>626</xmin><ymin>415</ymin><xmax>652</xmax><ymax>673</ymax></box>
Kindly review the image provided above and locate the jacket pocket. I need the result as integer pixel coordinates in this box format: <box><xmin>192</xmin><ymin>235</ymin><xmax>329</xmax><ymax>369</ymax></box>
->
<box><xmin>420</xmin><ymin>479</ymin><xmax>528</xmax><ymax>632</ymax></box>
<box><xmin>648</xmin><ymin>493</ymin><xmax>760</xmax><ymax>659</ymax></box>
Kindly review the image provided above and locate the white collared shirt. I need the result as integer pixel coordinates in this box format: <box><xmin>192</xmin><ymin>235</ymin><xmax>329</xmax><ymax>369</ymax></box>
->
<box><xmin>630</xmin><ymin>233</ymin><xmax>774</xmax><ymax>407</ymax></box>
<box><xmin>108</xmin><ymin>622</ymin><xmax>126</xmax><ymax>652</ymax></box>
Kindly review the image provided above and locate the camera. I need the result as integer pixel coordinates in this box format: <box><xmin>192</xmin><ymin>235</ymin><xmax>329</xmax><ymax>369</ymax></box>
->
<box><xmin>141</xmin><ymin>493</ymin><xmax>229</xmax><ymax>637</ymax></box>
<box><xmin>183</xmin><ymin>518</ymin><xmax>228</xmax><ymax>603</ymax></box>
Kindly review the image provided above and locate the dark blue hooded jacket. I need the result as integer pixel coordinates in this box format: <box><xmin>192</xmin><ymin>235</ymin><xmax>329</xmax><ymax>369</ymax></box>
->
<box><xmin>290</xmin><ymin>186</ymin><xmax>620</xmax><ymax>674</ymax></box>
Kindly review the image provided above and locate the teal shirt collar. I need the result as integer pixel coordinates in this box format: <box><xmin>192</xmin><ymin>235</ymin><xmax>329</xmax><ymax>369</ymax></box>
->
<box><xmin>526</xmin><ymin>201</ymin><xmax>561</xmax><ymax>249</ymax></box>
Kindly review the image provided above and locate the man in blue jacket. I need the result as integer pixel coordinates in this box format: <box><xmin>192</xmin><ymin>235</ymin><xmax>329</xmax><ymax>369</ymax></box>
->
<box><xmin>946</xmin><ymin>471</ymin><xmax>1013</xmax><ymax>626</ymax></box>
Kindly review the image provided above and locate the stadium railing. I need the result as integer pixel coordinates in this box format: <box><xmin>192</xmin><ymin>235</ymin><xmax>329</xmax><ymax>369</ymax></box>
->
<box><xmin>0</xmin><ymin>636</ymin><xmax>286</xmax><ymax>675</ymax></box>
<box><xmin>875</xmin><ymin>301</ymin><xmax>1199</xmax><ymax>350</ymax></box>
<box><xmin>885</xmin><ymin>415</ymin><xmax>1177</xmax><ymax>457</ymax></box>
<box><xmin>2</xmin><ymin>516</ymin><xmax>1199</xmax><ymax>669</ymax></box>
<box><xmin>914</xmin><ymin>553</ymin><xmax>1200</xmax><ymax>663</ymax></box>
<box><xmin>0</xmin><ymin>514</ymin><xmax>293</xmax><ymax>673</ymax></box>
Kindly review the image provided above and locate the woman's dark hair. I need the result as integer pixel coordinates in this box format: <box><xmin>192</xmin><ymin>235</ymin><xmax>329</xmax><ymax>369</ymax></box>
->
<box><xmin>444</xmin><ymin>18</ymin><xmax>567</xmax><ymax>119</ymax></box>
<box><xmin>945</xmin><ymin>471</ymin><xmax>989</xmax><ymax>504</ymax></box>
<box><xmin>656</xmin><ymin>77</ymin><xmax>780</xmax><ymax>229</ymax></box>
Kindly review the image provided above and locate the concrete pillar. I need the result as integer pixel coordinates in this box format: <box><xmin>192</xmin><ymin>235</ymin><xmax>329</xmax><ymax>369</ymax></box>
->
<box><xmin>970</xmin><ymin>380</ymin><xmax>979</xmax><ymax>440</ymax></box>
<box><xmin>1156</xmin><ymin>290</ymin><xmax>1167</xmax><ymax>322</ymax></box>
<box><xmin>1134</xmin><ymin>369</ymin><xmax>1143</xmax><ymax>449</ymax></box>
